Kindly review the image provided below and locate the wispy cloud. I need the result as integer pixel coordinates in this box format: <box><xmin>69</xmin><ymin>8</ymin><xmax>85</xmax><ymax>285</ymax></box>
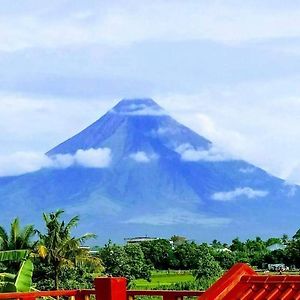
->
<box><xmin>211</xmin><ymin>187</ymin><xmax>269</xmax><ymax>201</ymax></box>
<box><xmin>124</xmin><ymin>209</ymin><xmax>231</xmax><ymax>226</ymax></box>
<box><xmin>2</xmin><ymin>1</ymin><xmax>300</xmax><ymax>52</ymax></box>
<box><xmin>0</xmin><ymin>152</ymin><xmax>52</xmax><ymax>177</ymax></box>
<box><xmin>0</xmin><ymin>148</ymin><xmax>111</xmax><ymax>177</ymax></box>
<box><xmin>239</xmin><ymin>167</ymin><xmax>256</xmax><ymax>174</ymax></box>
<box><xmin>129</xmin><ymin>151</ymin><xmax>158</xmax><ymax>163</ymax></box>
<box><xmin>283</xmin><ymin>181</ymin><xmax>298</xmax><ymax>197</ymax></box>
<box><xmin>74</xmin><ymin>148</ymin><xmax>112</xmax><ymax>168</ymax></box>
<box><xmin>0</xmin><ymin>94</ymin><xmax>114</xmax><ymax>154</ymax></box>
<box><xmin>159</xmin><ymin>81</ymin><xmax>300</xmax><ymax>183</ymax></box>
<box><xmin>176</xmin><ymin>143</ymin><xmax>231</xmax><ymax>162</ymax></box>
<box><xmin>112</xmin><ymin>103</ymin><xmax>166</xmax><ymax>116</ymax></box>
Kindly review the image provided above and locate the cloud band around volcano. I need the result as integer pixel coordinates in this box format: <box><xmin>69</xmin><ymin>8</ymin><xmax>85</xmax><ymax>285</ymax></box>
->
<box><xmin>0</xmin><ymin>148</ymin><xmax>112</xmax><ymax>177</ymax></box>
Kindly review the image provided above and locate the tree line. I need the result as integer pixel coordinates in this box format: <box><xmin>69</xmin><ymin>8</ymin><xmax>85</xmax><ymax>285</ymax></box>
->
<box><xmin>0</xmin><ymin>210</ymin><xmax>102</xmax><ymax>292</ymax></box>
<box><xmin>98</xmin><ymin>233</ymin><xmax>300</xmax><ymax>289</ymax></box>
<box><xmin>1</xmin><ymin>210</ymin><xmax>300</xmax><ymax>292</ymax></box>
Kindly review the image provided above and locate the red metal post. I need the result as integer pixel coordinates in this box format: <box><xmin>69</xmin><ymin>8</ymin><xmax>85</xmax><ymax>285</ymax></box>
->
<box><xmin>75</xmin><ymin>291</ymin><xmax>86</xmax><ymax>300</ymax></box>
<box><xmin>94</xmin><ymin>277</ymin><xmax>127</xmax><ymax>300</ymax></box>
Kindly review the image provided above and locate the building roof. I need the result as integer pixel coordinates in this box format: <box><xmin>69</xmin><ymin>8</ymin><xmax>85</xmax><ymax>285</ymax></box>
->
<box><xmin>199</xmin><ymin>263</ymin><xmax>300</xmax><ymax>300</ymax></box>
<box><xmin>124</xmin><ymin>236</ymin><xmax>158</xmax><ymax>243</ymax></box>
<box><xmin>267</xmin><ymin>243</ymin><xmax>287</xmax><ymax>251</ymax></box>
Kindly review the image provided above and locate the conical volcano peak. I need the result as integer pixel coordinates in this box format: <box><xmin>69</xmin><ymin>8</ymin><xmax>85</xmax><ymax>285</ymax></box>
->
<box><xmin>111</xmin><ymin>98</ymin><xmax>166</xmax><ymax>116</ymax></box>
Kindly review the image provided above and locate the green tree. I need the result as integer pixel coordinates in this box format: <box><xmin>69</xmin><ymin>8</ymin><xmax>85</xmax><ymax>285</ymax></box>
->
<box><xmin>286</xmin><ymin>237</ymin><xmax>300</xmax><ymax>267</ymax></box>
<box><xmin>282</xmin><ymin>234</ymin><xmax>289</xmax><ymax>244</ymax></box>
<box><xmin>0</xmin><ymin>218</ymin><xmax>35</xmax><ymax>251</ymax></box>
<box><xmin>193</xmin><ymin>246</ymin><xmax>223</xmax><ymax>290</ymax></box>
<box><xmin>211</xmin><ymin>240</ymin><xmax>223</xmax><ymax>249</ymax></box>
<box><xmin>230</xmin><ymin>238</ymin><xmax>245</xmax><ymax>252</ymax></box>
<box><xmin>35</xmin><ymin>210</ymin><xmax>97</xmax><ymax>289</ymax></box>
<box><xmin>140</xmin><ymin>239</ymin><xmax>175</xmax><ymax>269</ymax></box>
<box><xmin>214</xmin><ymin>250</ymin><xmax>236</xmax><ymax>270</ymax></box>
<box><xmin>173</xmin><ymin>241</ymin><xmax>200</xmax><ymax>269</ymax></box>
<box><xmin>0</xmin><ymin>218</ymin><xmax>35</xmax><ymax>274</ymax></box>
<box><xmin>170</xmin><ymin>235</ymin><xmax>187</xmax><ymax>246</ymax></box>
<box><xmin>99</xmin><ymin>242</ymin><xmax>151</xmax><ymax>285</ymax></box>
<box><xmin>264</xmin><ymin>249</ymin><xmax>287</xmax><ymax>265</ymax></box>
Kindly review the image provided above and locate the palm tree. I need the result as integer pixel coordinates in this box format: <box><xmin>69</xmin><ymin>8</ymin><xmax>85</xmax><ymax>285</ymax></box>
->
<box><xmin>36</xmin><ymin>209</ymin><xmax>98</xmax><ymax>290</ymax></box>
<box><xmin>0</xmin><ymin>218</ymin><xmax>35</xmax><ymax>274</ymax></box>
<box><xmin>0</xmin><ymin>218</ymin><xmax>35</xmax><ymax>251</ymax></box>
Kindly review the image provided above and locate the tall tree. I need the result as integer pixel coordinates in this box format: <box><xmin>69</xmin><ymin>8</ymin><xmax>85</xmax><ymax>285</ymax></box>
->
<box><xmin>140</xmin><ymin>239</ymin><xmax>175</xmax><ymax>269</ymax></box>
<box><xmin>193</xmin><ymin>245</ymin><xmax>223</xmax><ymax>290</ymax></box>
<box><xmin>0</xmin><ymin>218</ymin><xmax>35</xmax><ymax>251</ymax></box>
<box><xmin>0</xmin><ymin>218</ymin><xmax>35</xmax><ymax>274</ymax></box>
<box><xmin>35</xmin><ymin>210</ymin><xmax>97</xmax><ymax>290</ymax></box>
<box><xmin>99</xmin><ymin>242</ymin><xmax>151</xmax><ymax>285</ymax></box>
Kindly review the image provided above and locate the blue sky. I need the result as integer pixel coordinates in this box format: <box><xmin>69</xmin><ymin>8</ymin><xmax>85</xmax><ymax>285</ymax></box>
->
<box><xmin>1</xmin><ymin>0</ymin><xmax>300</xmax><ymax>183</ymax></box>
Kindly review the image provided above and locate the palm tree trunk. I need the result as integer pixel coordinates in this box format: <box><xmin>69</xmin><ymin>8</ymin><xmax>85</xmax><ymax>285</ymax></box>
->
<box><xmin>54</xmin><ymin>265</ymin><xmax>59</xmax><ymax>290</ymax></box>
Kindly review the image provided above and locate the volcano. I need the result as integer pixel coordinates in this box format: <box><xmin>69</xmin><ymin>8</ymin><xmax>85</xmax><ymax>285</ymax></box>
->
<box><xmin>0</xmin><ymin>98</ymin><xmax>298</xmax><ymax>243</ymax></box>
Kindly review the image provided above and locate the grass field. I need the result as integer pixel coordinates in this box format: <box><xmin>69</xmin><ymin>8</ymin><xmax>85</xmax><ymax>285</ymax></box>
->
<box><xmin>133</xmin><ymin>271</ymin><xmax>194</xmax><ymax>289</ymax></box>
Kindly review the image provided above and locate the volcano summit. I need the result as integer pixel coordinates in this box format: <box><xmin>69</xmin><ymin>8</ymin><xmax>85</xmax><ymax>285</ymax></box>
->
<box><xmin>0</xmin><ymin>98</ymin><xmax>298</xmax><ymax>242</ymax></box>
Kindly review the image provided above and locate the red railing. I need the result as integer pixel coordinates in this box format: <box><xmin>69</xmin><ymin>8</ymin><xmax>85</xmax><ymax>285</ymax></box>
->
<box><xmin>0</xmin><ymin>289</ymin><xmax>95</xmax><ymax>300</ymax></box>
<box><xmin>0</xmin><ymin>278</ymin><xmax>205</xmax><ymax>300</ymax></box>
<box><xmin>127</xmin><ymin>290</ymin><xmax>205</xmax><ymax>299</ymax></box>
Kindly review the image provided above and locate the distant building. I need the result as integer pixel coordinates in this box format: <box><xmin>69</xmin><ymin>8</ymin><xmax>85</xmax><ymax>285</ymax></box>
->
<box><xmin>125</xmin><ymin>236</ymin><xmax>159</xmax><ymax>244</ymax></box>
<box><xmin>267</xmin><ymin>243</ymin><xmax>287</xmax><ymax>252</ymax></box>
<box><xmin>215</xmin><ymin>247</ymin><xmax>232</xmax><ymax>253</ymax></box>
<box><xmin>267</xmin><ymin>263</ymin><xmax>288</xmax><ymax>271</ymax></box>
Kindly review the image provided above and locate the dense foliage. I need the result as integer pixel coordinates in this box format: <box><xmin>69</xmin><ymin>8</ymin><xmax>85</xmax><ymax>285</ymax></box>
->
<box><xmin>99</xmin><ymin>241</ymin><xmax>151</xmax><ymax>285</ymax></box>
<box><xmin>35</xmin><ymin>210</ymin><xmax>102</xmax><ymax>290</ymax></box>
<box><xmin>1</xmin><ymin>213</ymin><xmax>300</xmax><ymax>292</ymax></box>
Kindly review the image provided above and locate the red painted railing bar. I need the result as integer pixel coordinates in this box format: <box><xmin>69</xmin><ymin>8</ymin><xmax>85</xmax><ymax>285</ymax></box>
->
<box><xmin>0</xmin><ymin>279</ymin><xmax>204</xmax><ymax>300</ymax></box>
<box><xmin>0</xmin><ymin>290</ymin><xmax>76</xmax><ymax>299</ymax></box>
<box><xmin>127</xmin><ymin>290</ymin><xmax>205</xmax><ymax>297</ymax></box>
<box><xmin>0</xmin><ymin>289</ymin><xmax>95</xmax><ymax>300</ymax></box>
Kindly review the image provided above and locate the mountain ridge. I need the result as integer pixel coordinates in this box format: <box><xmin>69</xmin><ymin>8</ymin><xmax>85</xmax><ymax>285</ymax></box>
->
<box><xmin>0</xmin><ymin>98</ymin><xmax>298</xmax><ymax>243</ymax></box>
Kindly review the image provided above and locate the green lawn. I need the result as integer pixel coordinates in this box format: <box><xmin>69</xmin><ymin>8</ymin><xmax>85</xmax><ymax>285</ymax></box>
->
<box><xmin>133</xmin><ymin>271</ymin><xmax>194</xmax><ymax>289</ymax></box>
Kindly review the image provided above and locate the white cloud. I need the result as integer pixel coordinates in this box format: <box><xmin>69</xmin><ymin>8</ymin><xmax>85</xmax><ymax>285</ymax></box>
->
<box><xmin>211</xmin><ymin>187</ymin><xmax>269</xmax><ymax>201</ymax></box>
<box><xmin>51</xmin><ymin>154</ymin><xmax>75</xmax><ymax>169</ymax></box>
<box><xmin>156</xmin><ymin>127</ymin><xmax>179</xmax><ymax>135</ymax></box>
<box><xmin>124</xmin><ymin>209</ymin><xmax>231</xmax><ymax>226</ymax></box>
<box><xmin>75</xmin><ymin>148</ymin><xmax>111</xmax><ymax>168</ymax></box>
<box><xmin>129</xmin><ymin>151</ymin><xmax>158</xmax><ymax>163</ymax></box>
<box><xmin>0</xmin><ymin>152</ymin><xmax>52</xmax><ymax>177</ymax></box>
<box><xmin>0</xmin><ymin>94</ymin><xmax>115</xmax><ymax>155</ymax></box>
<box><xmin>286</xmin><ymin>164</ymin><xmax>300</xmax><ymax>186</ymax></box>
<box><xmin>176</xmin><ymin>143</ymin><xmax>231</xmax><ymax>162</ymax></box>
<box><xmin>239</xmin><ymin>167</ymin><xmax>256</xmax><ymax>174</ymax></box>
<box><xmin>1</xmin><ymin>1</ymin><xmax>300</xmax><ymax>52</ymax></box>
<box><xmin>0</xmin><ymin>148</ymin><xmax>112</xmax><ymax>177</ymax></box>
<box><xmin>3</xmin><ymin>77</ymin><xmax>300</xmax><ymax>186</ymax></box>
<box><xmin>158</xmin><ymin>79</ymin><xmax>300</xmax><ymax>183</ymax></box>
<box><xmin>112</xmin><ymin>103</ymin><xmax>166</xmax><ymax>116</ymax></box>
<box><xmin>283</xmin><ymin>182</ymin><xmax>298</xmax><ymax>197</ymax></box>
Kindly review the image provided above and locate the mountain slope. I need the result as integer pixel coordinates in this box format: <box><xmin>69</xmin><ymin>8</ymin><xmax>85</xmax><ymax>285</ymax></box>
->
<box><xmin>0</xmin><ymin>98</ymin><xmax>298</xmax><ymax>243</ymax></box>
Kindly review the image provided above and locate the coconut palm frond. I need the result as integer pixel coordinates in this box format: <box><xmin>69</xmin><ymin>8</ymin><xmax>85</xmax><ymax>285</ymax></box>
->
<box><xmin>65</xmin><ymin>216</ymin><xmax>79</xmax><ymax>232</ymax></box>
<box><xmin>0</xmin><ymin>226</ymin><xmax>9</xmax><ymax>250</ymax></box>
<box><xmin>77</xmin><ymin>233</ymin><xmax>96</xmax><ymax>245</ymax></box>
